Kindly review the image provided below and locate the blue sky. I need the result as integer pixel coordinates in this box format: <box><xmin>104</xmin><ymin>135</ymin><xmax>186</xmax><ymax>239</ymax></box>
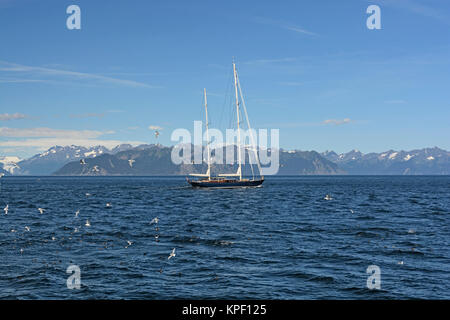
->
<box><xmin>1</xmin><ymin>0</ymin><xmax>449</xmax><ymax>158</ymax></box>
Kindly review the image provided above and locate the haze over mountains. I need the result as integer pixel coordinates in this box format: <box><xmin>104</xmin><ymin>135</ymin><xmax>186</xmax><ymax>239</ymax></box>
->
<box><xmin>0</xmin><ymin>144</ymin><xmax>449</xmax><ymax>176</ymax></box>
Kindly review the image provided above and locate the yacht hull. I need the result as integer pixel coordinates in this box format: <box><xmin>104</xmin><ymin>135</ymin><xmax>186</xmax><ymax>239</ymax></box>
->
<box><xmin>187</xmin><ymin>178</ymin><xmax>264</xmax><ymax>189</ymax></box>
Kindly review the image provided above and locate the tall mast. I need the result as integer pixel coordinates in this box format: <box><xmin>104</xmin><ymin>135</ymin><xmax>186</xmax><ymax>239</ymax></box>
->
<box><xmin>233</xmin><ymin>61</ymin><xmax>242</xmax><ymax>181</ymax></box>
<box><xmin>204</xmin><ymin>88</ymin><xmax>211</xmax><ymax>180</ymax></box>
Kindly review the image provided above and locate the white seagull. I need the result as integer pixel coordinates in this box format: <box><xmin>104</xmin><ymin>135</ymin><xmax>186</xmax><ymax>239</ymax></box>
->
<box><xmin>85</xmin><ymin>219</ymin><xmax>91</xmax><ymax>227</ymax></box>
<box><xmin>106</xmin><ymin>203</ymin><xmax>112</xmax><ymax>208</ymax></box>
<box><xmin>125</xmin><ymin>240</ymin><xmax>133</xmax><ymax>248</ymax></box>
<box><xmin>324</xmin><ymin>194</ymin><xmax>333</xmax><ymax>201</ymax></box>
<box><xmin>24</xmin><ymin>226</ymin><xmax>30</xmax><ymax>232</ymax></box>
<box><xmin>80</xmin><ymin>159</ymin><xmax>87</xmax><ymax>165</ymax></box>
<box><xmin>38</xmin><ymin>208</ymin><xmax>45</xmax><ymax>214</ymax></box>
<box><xmin>128</xmin><ymin>159</ymin><xmax>135</xmax><ymax>168</ymax></box>
<box><xmin>0</xmin><ymin>173</ymin><xmax>5</xmax><ymax>178</ymax></box>
<box><xmin>168</xmin><ymin>248</ymin><xmax>176</xmax><ymax>260</ymax></box>
<box><xmin>4</xmin><ymin>204</ymin><xmax>8</xmax><ymax>215</ymax></box>
<box><xmin>150</xmin><ymin>217</ymin><xmax>159</xmax><ymax>224</ymax></box>
<box><xmin>75</xmin><ymin>209</ymin><xmax>80</xmax><ymax>217</ymax></box>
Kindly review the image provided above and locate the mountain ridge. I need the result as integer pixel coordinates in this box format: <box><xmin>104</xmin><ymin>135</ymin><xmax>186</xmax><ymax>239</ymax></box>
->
<box><xmin>1</xmin><ymin>144</ymin><xmax>449</xmax><ymax>176</ymax></box>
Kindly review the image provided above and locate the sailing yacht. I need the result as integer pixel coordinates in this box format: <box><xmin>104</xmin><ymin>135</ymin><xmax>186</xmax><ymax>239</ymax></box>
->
<box><xmin>187</xmin><ymin>61</ymin><xmax>264</xmax><ymax>188</ymax></box>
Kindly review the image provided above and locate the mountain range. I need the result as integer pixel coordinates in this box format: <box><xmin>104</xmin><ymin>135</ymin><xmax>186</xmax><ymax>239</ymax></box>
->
<box><xmin>1</xmin><ymin>145</ymin><xmax>449</xmax><ymax>176</ymax></box>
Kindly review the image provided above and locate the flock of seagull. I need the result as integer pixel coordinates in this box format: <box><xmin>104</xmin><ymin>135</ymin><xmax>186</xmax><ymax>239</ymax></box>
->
<box><xmin>79</xmin><ymin>157</ymin><xmax>136</xmax><ymax>174</ymax></box>
<box><xmin>1</xmin><ymin>169</ymin><xmax>178</xmax><ymax>274</ymax></box>
<box><xmin>1</xmin><ymin>170</ymin><xmax>416</xmax><ymax>281</ymax></box>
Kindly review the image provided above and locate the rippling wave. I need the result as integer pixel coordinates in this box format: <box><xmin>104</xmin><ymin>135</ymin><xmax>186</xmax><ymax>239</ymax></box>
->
<box><xmin>0</xmin><ymin>176</ymin><xmax>449</xmax><ymax>299</ymax></box>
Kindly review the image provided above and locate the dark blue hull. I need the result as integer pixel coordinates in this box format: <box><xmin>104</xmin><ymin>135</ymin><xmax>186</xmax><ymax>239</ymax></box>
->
<box><xmin>187</xmin><ymin>178</ymin><xmax>264</xmax><ymax>188</ymax></box>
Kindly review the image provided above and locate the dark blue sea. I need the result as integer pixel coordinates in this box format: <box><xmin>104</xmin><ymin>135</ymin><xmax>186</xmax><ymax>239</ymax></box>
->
<box><xmin>0</xmin><ymin>176</ymin><xmax>449</xmax><ymax>299</ymax></box>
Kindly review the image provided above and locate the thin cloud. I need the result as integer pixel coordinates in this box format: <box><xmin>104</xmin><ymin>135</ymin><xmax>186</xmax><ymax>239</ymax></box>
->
<box><xmin>253</xmin><ymin>17</ymin><xmax>318</xmax><ymax>36</ymax></box>
<box><xmin>0</xmin><ymin>127</ymin><xmax>107</xmax><ymax>139</ymax></box>
<box><xmin>284</xmin><ymin>25</ymin><xmax>318</xmax><ymax>36</ymax></box>
<box><xmin>0</xmin><ymin>60</ymin><xmax>162</xmax><ymax>88</ymax></box>
<box><xmin>373</xmin><ymin>0</ymin><xmax>448</xmax><ymax>23</ymax></box>
<box><xmin>0</xmin><ymin>138</ymin><xmax>146</xmax><ymax>150</ymax></box>
<box><xmin>69</xmin><ymin>113</ymin><xmax>106</xmax><ymax>119</ymax></box>
<box><xmin>148</xmin><ymin>125</ymin><xmax>163</xmax><ymax>130</ymax></box>
<box><xmin>279</xmin><ymin>81</ymin><xmax>304</xmax><ymax>86</ymax></box>
<box><xmin>244</xmin><ymin>57</ymin><xmax>297</xmax><ymax>65</ymax></box>
<box><xmin>323</xmin><ymin>118</ymin><xmax>353</xmax><ymax>125</ymax></box>
<box><xmin>0</xmin><ymin>79</ymin><xmax>51</xmax><ymax>83</ymax></box>
<box><xmin>0</xmin><ymin>126</ymin><xmax>143</xmax><ymax>152</ymax></box>
<box><xmin>0</xmin><ymin>113</ymin><xmax>28</xmax><ymax>121</ymax></box>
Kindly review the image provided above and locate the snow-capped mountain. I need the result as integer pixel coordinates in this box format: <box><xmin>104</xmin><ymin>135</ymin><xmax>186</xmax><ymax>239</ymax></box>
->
<box><xmin>321</xmin><ymin>147</ymin><xmax>450</xmax><ymax>175</ymax></box>
<box><xmin>2</xmin><ymin>145</ymin><xmax>449</xmax><ymax>176</ymax></box>
<box><xmin>8</xmin><ymin>144</ymin><xmax>134</xmax><ymax>175</ymax></box>
<box><xmin>0</xmin><ymin>156</ymin><xmax>21</xmax><ymax>174</ymax></box>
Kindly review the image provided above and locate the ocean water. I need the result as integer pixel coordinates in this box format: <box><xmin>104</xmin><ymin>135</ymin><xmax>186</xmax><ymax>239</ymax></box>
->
<box><xmin>0</xmin><ymin>176</ymin><xmax>449</xmax><ymax>299</ymax></box>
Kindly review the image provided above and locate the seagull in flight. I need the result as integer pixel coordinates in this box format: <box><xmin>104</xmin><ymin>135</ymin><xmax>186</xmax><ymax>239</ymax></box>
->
<box><xmin>38</xmin><ymin>208</ymin><xmax>45</xmax><ymax>214</ymax></box>
<box><xmin>3</xmin><ymin>204</ymin><xmax>8</xmax><ymax>215</ymax></box>
<box><xmin>125</xmin><ymin>240</ymin><xmax>133</xmax><ymax>248</ymax></box>
<box><xmin>150</xmin><ymin>217</ymin><xmax>159</xmax><ymax>224</ymax></box>
<box><xmin>24</xmin><ymin>226</ymin><xmax>30</xmax><ymax>232</ymax></box>
<box><xmin>75</xmin><ymin>209</ymin><xmax>80</xmax><ymax>217</ymax></box>
<box><xmin>80</xmin><ymin>159</ymin><xmax>87</xmax><ymax>165</ymax></box>
<box><xmin>168</xmin><ymin>248</ymin><xmax>176</xmax><ymax>260</ymax></box>
<box><xmin>128</xmin><ymin>159</ymin><xmax>135</xmax><ymax>168</ymax></box>
<box><xmin>92</xmin><ymin>166</ymin><xmax>100</xmax><ymax>172</ymax></box>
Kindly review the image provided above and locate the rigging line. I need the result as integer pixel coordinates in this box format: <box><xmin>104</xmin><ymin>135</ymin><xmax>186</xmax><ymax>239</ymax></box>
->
<box><xmin>236</xmin><ymin>73</ymin><xmax>263</xmax><ymax>178</ymax></box>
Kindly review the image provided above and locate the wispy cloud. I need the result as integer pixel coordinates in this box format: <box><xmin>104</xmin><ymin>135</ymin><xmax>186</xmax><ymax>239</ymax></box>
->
<box><xmin>253</xmin><ymin>17</ymin><xmax>318</xmax><ymax>36</ymax></box>
<box><xmin>0</xmin><ymin>79</ymin><xmax>52</xmax><ymax>83</ymax></box>
<box><xmin>0</xmin><ymin>138</ymin><xmax>146</xmax><ymax>151</ymax></box>
<box><xmin>69</xmin><ymin>113</ymin><xmax>106</xmax><ymax>119</ymax></box>
<box><xmin>0</xmin><ymin>127</ymin><xmax>107</xmax><ymax>138</ymax></box>
<box><xmin>372</xmin><ymin>0</ymin><xmax>448</xmax><ymax>23</ymax></box>
<box><xmin>244</xmin><ymin>57</ymin><xmax>297</xmax><ymax>65</ymax></box>
<box><xmin>323</xmin><ymin>118</ymin><xmax>353</xmax><ymax>125</ymax></box>
<box><xmin>279</xmin><ymin>81</ymin><xmax>304</xmax><ymax>86</ymax></box>
<box><xmin>0</xmin><ymin>127</ymin><xmax>145</xmax><ymax>152</ymax></box>
<box><xmin>283</xmin><ymin>25</ymin><xmax>318</xmax><ymax>36</ymax></box>
<box><xmin>148</xmin><ymin>125</ymin><xmax>163</xmax><ymax>130</ymax></box>
<box><xmin>0</xmin><ymin>113</ymin><xmax>28</xmax><ymax>121</ymax></box>
<box><xmin>0</xmin><ymin>60</ymin><xmax>162</xmax><ymax>88</ymax></box>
